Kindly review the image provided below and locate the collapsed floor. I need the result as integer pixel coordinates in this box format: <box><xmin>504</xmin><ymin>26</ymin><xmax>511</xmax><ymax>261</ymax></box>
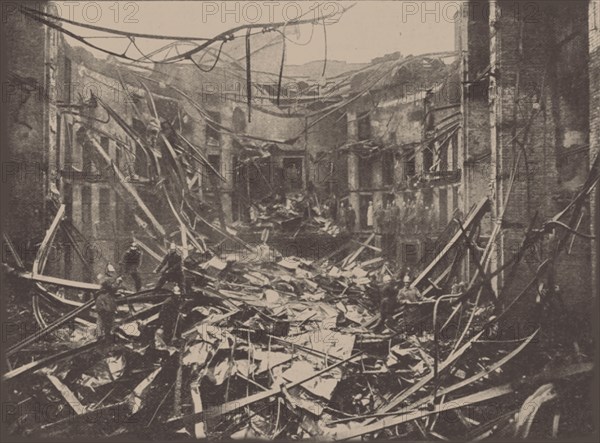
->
<box><xmin>2</xmin><ymin>158</ymin><xmax>598</xmax><ymax>441</ymax></box>
<box><xmin>2</xmin><ymin>60</ymin><xmax>598</xmax><ymax>439</ymax></box>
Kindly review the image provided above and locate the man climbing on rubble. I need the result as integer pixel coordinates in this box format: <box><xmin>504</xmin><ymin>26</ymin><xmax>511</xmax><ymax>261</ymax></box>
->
<box><xmin>373</xmin><ymin>284</ymin><xmax>398</xmax><ymax>332</ymax></box>
<box><xmin>121</xmin><ymin>240</ymin><xmax>143</xmax><ymax>292</ymax></box>
<box><xmin>397</xmin><ymin>274</ymin><xmax>422</xmax><ymax>304</ymax></box>
<box><xmin>97</xmin><ymin>263</ymin><xmax>121</xmax><ymax>289</ymax></box>
<box><xmin>156</xmin><ymin>284</ymin><xmax>183</xmax><ymax>346</ymax></box>
<box><xmin>95</xmin><ymin>266</ymin><xmax>120</xmax><ymax>341</ymax></box>
<box><xmin>154</xmin><ymin>242</ymin><xmax>185</xmax><ymax>293</ymax></box>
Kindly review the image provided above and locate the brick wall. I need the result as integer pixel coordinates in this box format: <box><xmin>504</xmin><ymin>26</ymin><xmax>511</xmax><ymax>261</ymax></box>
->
<box><xmin>490</xmin><ymin>0</ymin><xmax>591</xmax><ymax>311</ymax></box>
<box><xmin>2</xmin><ymin>4</ymin><xmax>53</xmax><ymax>264</ymax></box>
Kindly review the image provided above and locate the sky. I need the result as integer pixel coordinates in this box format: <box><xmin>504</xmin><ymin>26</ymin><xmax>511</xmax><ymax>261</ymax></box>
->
<box><xmin>50</xmin><ymin>1</ymin><xmax>457</xmax><ymax>65</ymax></box>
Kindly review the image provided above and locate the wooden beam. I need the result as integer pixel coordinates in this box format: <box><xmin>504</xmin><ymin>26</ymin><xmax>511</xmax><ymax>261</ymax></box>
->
<box><xmin>6</xmin><ymin>299</ymin><xmax>96</xmax><ymax>356</ymax></box>
<box><xmin>132</xmin><ymin>236</ymin><xmax>164</xmax><ymax>262</ymax></box>
<box><xmin>351</xmin><ymin>239</ymin><xmax>382</xmax><ymax>253</ymax></box>
<box><xmin>19</xmin><ymin>272</ymin><xmax>101</xmax><ymax>291</ymax></box>
<box><xmin>33</xmin><ymin>205</ymin><xmax>65</xmax><ymax>276</ymax></box>
<box><xmin>163</xmin><ymin>351</ymin><xmax>364</xmax><ymax>430</ymax></box>
<box><xmin>177</xmin><ymin>133</ymin><xmax>226</xmax><ymax>182</ymax></box>
<box><xmin>3</xmin><ymin>340</ymin><xmax>103</xmax><ymax>382</ymax></box>
<box><xmin>85</xmin><ymin>133</ymin><xmax>166</xmax><ymax>237</ymax></box>
<box><xmin>342</xmin><ymin>233</ymin><xmax>375</xmax><ymax>268</ymax></box>
<box><xmin>412</xmin><ymin>198</ymin><xmax>489</xmax><ymax>290</ymax></box>
<box><xmin>163</xmin><ymin>190</ymin><xmax>204</xmax><ymax>252</ymax></box>
<box><xmin>3</xmin><ymin>233</ymin><xmax>24</xmax><ymax>268</ymax></box>
<box><xmin>47</xmin><ymin>374</ymin><xmax>86</xmax><ymax>415</ymax></box>
<box><xmin>335</xmin><ymin>362</ymin><xmax>593</xmax><ymax>440</ymax></box>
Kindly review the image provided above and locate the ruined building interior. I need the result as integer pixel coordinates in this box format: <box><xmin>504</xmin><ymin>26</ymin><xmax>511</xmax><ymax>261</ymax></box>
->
<box><xmin>1</xmin><ymin>1</ymin><xmax>599</xmax><ymax>441</ymax></box>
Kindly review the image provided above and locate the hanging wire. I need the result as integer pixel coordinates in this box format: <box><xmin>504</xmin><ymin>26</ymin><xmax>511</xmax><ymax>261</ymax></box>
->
<box><xmin>160</xmin><ymin>3</ymin><xmax>355</xmax><ymax>63</ymax></box>
<box><xmin>19</xmin><ymin>6</ymin><xmax>285</xmax><ymax>65</ymax></box>
<box><xmin>245</xmin><ymin>28</ymin><xmax>253</xmax><ymax>123</ymax></box>
<box><xmin>188</xmin><ymin>40</ymin><xmax>226</xmax><ymax>73</ymax></box>
<box><xmin>276</xmin><ymin>30</ymin><xmax>286</xmax><ymax>106</ymax></box>
<box><xmin>321</xmin><ymin>19</ymin><xmax>328</xmax><ymax>77</ymax></box>
<box><xmin>21</xmin><ymin>5</ymin><xmax>212</xmax><ymax>41</ymax></box>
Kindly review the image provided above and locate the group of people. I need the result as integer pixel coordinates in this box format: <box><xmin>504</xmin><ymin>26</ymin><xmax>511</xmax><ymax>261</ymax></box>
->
<box><xmin>94</xmin><ymin>240</ymin><xmax>187</xmax><ymax>341</ymax></box>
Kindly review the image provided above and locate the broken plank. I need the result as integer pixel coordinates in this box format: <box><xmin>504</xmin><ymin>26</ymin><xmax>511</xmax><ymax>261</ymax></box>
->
<box><xmin>335</xmin><ymin>362</ymin><xmax>592</xmax><ymax>440</ymax></box>
<box><xmin>331</xmin><ymin>329</ymin><xmax>540</xmax><ymax>427</ymax></box>
<box><xmin>177</xmin><ymin>133</ymin><xmax>226</xmax><ymax>182</ymax></box>
<box><xmin>6</xmin><ymin>299</ymin><xmax>96</xmax><ymax>356</ymax></box>
<box><xmin>3</xmin><ymin>233</ymin><xmax>24</xmax><ymax>268</ymax></box>
<box><xmin>33</xmin><ymin>205</ymin><xmax>65</xmax><ymax>276</ymax></box>
<box><xmin>162</xmin><ymin>189</ymin><xmax>204</xmax><ymax>252</ymax></box>
<box><xmin>132</xmin><ymin>236</ymin><xmax>164</xmax><ymax>262</ymax></box>
<box><xmin>412</xmin><ymin>198</ymin><xmax>489</xmax><ymax>290</ymax></box>
<box><xmin>351</xmin><ymin>239</ymin><xmax>382</xmax><ymax>253</ymax></box>
<box><xmin>85</xmin><ymin>133</ymin><xmax>166</xmax><ymax>237</ymax></box>
<box><xmin>47</xmin><ymin>374</ymin><xmax>86</xmax><ymax>415</ymax></box>
<box><xmin>190</xmin><ymin>382</ymin><xmax>207</xmax><ymax>438</ymax></box>
<box><xmin>19</xmin><ymin>272</ymin><xmax>101</xmax><ymax>291</ymax></box>
<box><xmin>3</xmin><ymin>339</ymin><xmax>104</xmax><ymax>382</ymax></box>
<box><xmin>342</xmin><ymin>233</ymin><xmax>375</xmax><ymax>268</ymax></box>
<box><xmin>163</xmin><ymin>351</ymin><xmax>364</xmax><ymax>430</ymax></box>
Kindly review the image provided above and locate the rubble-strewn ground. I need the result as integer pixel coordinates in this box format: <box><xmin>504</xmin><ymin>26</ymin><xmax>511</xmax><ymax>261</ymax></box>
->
<box><xmin>2</xmin><ymin>173</ymin><xmax>597</xmax><ymax>440</ymax></box>
<box><xmin>2</xmin><ymin>5</ymin><xmax>597</xmax><ymax>438</ymax></box>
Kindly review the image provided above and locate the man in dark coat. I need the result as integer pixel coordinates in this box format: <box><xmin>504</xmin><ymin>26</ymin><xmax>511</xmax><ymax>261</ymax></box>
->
<box><xmin>121</xmin><ymin>240</ymin><xmax>143</xmax><ymax>292</ymax></box>
<box><xmin>346</xmin><ymin>204</ymin><xmax>356</xmax><ymax>232</ymax></box>
<box><xmin>154</xmin><ymin>242</ymin><xmax>185</xmax><ymax>293</ymax></box>
<box><xmin>95</xmin><ymin>276</ymin><xmax>118</xmax><ymax>341</ymax></box>
<box><xmin>373</xmin><ymin>284</ymin><xmax>398</xmax><ymax>332</ymax></box>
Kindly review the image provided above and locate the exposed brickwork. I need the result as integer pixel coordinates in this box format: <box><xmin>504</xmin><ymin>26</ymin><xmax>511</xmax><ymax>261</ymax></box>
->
<box><xmin>490</xmin><ymin>0</ymin><xmax>591</xmax><ymax>309</ymax></box>
<box><xmin>2</xmin><ymin>5</ymin><xmax>52</xmax><ymax>262</ymax></box>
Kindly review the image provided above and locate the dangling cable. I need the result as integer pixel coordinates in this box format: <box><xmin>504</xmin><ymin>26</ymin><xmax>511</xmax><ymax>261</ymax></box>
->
<box><xmin>321</xmin><ymin>20</ymin><xmax>328</xmax><ymax>78</ymax></box>
<box><xmin>245</xmin><ymin>28</ymin><xmax>252</xmax><ymax>122</ymax></box>
<box><xmin>189</xmin><ymin>40</ymin><xmax>226</xmax><ymax>73</ymax></box>
<box><xmin>276</xmin><ymin>31</ymin><xmax>286</xmax><ymax>106</ymax></box>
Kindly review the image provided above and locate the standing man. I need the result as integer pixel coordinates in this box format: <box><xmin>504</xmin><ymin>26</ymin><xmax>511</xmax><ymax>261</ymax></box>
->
<box><xmin>374</xmin><ymin>202</ymin><xmax>385</xmax><ymax>249</ymax></box>
<box><xmin>367</xmin><ymin>200</ymin><xmax>374</xmax><ymax>230</ymax></box>
<box><xmin>338</xmin><ymin>201</ymin><xmax>347</xmax><ymax>228</ymax></box>
<box><xmin>373</xmin><ymin>284</ymin><xmax>398</xmax><ymax>332</ymax></box>
<box><xmin>154</xmin><ymin>243</ymin><xmax>185</xmax><ymax>293</ymax></box>
<box><xmin>397</xmin><ymin>274</ymin><xmax>422</xmax><ymax>304</ymax></box>
<box><xmin>346</xmin><ymin>203</ymin><xmax>356</xmax><ymax>233</ymax></box>
<box><xmin>158</xmin><ymin>284</ymin><xmax>183</xmax><ymax>344</ymax></box>
<box><xmin>330</xmin><ymin>194</ymin><xmax>338</xmax><ymax>222</ymax></box>
<box><xmin>122</xmin><ymin>240</ymin><xmax>143</xmax><ymax>292</ymax></box>
<box><xmin>95</xmin><ymin>273</ymin><xmax>119</xmax><ymax>341</ymax></box>
<box><xmin>389</xmin><ymin>199</ymin><xmax>400</xmax><ymax>257</ymax></box>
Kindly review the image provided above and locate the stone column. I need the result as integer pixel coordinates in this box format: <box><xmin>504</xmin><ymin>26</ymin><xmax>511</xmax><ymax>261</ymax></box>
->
<box><xmin>347</xmin><ymin>111</ymin><xmax>360</xmax><ymax>229</ymax></box>
<box><xmin>221</xmin><ymin>133</ymin><xmax>234</xmax><ymax>223</ymax></box>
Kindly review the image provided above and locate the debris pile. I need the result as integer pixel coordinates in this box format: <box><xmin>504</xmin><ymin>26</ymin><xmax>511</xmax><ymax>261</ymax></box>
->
<box><xmin>3</xmin><ymin>155</ymin><xmax>597</xmax><ymax>439</ymax></box>
<box><xmin>232</xmin><ymin>190</ymin><xmax>343</xmax><ymax>239</ymax></box>
<box><xmin>2</xmin><ymin>59</ymin><xmax>597</xmax><ymax>440</ymax></box>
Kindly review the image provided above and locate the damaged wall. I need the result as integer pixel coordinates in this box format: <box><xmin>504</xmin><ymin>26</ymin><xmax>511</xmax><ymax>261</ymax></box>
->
<box><xmin>2</xmin><ymin>3</ymin><xmax>56</xmax><ymax>263</ymax></box>
<box><xmin>458</xmin><ymin>0</ymin><xmax>493</xmax><ymax>240</ymax></box>
<box><xmin>344</xmin><ymin>62</ymin><xmax>463</xmax><ymax>271</ymax></box>
<box><xmin>489</xmin><ymin>0</ymin><xmax>591</xmax><ymax>308</ymax></box>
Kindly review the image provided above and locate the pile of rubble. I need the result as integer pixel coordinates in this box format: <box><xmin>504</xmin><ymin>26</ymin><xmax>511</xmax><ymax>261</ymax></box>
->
<box><xmin>3</xmin><ymin>166</ymin><xmax>596</xmax><ymax>440</ymax></box>
<box><xmin>232</xmin><ymin>191</ymin><xmax>343</xmax><ymax>239</ymax></box>
<box><xmin>2</xmin><ymin>71</ymin><xmax>597</xmax><ymax>439</ymax></box>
